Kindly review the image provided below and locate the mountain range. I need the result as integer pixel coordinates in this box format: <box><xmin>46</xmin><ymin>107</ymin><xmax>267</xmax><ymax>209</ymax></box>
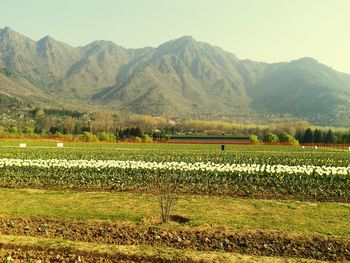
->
<box><xmin>1</xmin><ymin>26</ymin><xmax>350</xmax><ymax>126</ymax></box>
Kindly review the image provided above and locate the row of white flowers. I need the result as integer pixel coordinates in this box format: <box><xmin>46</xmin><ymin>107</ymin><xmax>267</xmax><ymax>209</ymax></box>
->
<box><xmin>0</xmin><ymin>158</ymin><xmax>349</xmax><ymax>176</ymax></box>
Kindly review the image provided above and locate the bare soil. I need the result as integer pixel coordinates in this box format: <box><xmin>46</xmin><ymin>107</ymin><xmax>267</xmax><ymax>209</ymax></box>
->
<box><xmin>0</xmin><ymin>244</ymin><xmax>175</xmax><ymax>263</ymax></box>
<box><xmin>0</xmin><ymin>217</ymin><xmax>348</xmax><ymax>261</ymax></box>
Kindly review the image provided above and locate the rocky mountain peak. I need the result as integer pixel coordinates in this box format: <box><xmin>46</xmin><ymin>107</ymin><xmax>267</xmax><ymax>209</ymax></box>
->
<box><xmin>0</xmin><ymin>28</ymin><xmax>350</xmax><ymax>125</ymax></box>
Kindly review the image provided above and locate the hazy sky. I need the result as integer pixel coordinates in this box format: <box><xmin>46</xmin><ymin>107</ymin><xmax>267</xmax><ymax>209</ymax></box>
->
<box><xmin>1</xmin><ymin>0</ymin><xmax>350</xmax><ymax>73</ymax></box>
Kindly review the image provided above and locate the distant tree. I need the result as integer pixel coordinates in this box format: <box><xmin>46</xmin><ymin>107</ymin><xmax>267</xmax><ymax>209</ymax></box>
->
<box><xmin>324</xmin><ymin>129</ymin><xmax>335</xmax><ymax>144</ymax></box>
<box><xmin>152</xmin><ymin>130</ymin><xmax>162</xmax><ymax>140</ymax></box>
<box><xmin>80</xmin><ymin>131</ymin><xmax>98</xmax><ymax>142</ymax></box>
<box><xmin>278</xmin><ymin>132</ymin><xmax>299</xmax><ymax>145</ymax></box>
<box><xmin>7</xmin><ymin>126</ymin><xmax>19</xmax><ymax>134</ymax></box>
<box><xmin>116</xmin><ymin>110</ymin><xmax>130</xmax><ymax>129</ymax></box>
<box><xmin>303</xmin><ymin>128</ymin><xmax>313</xmax><ymax>143</ymax></box>
<box><xmin>35</xmin><ymin>116</ymin><xmax>53</xmax><ymax>134</ymax></box>
<box><xmin>98</xmin><ymin>132</ymin><xmax>116</xmax><ymax>142</ymax></box>
<box><xmin>143</xmin><ymin>134</ymin><xmax>153</xmax><ymax>143</ymax></box>
<box><xmin>341</xmin><ymin>130</ymin><xmax>350</xmax><ymax>143</ymax></box>
<box><xmin>313</xmin><ymin>129</ymin><xmax>322</xmax><ymax>143</ymax></box>
<box><xmin>249</xmin><ymin>134</ymin><xmax>259</xmax><ymax>143</ymax></box>
<box><xmin>263</xmin><ymin>132</ymin><xmax>279</xmax><ymax>143</ymax></box>
<box><xmin>130</xmin><ymin>127</ymin><xmax>143</xmax><ymax>137</ymax></box>
<box><xmin>22</xmin><ymin>127</ymin><xmax>34</xmax><ymax>134</ymax></box>
<box><xmin>295</xmin><ymin>130</ymin><xmax>304</xmax><ymax>143</ymax></box>
<box><xmin>124</xmin><ymin>128</ymin><xmax>131</xmax><ymax>138</ymax></box>
<box><xmin>50</xmin><ymin>126</ymin><xmax>62</xmax><ymax>134</ymax></box>
<box><xmin>134</xmin><ymin>136</ymin><xmax>142</xmax><ymax>143</ymax></box>
<box><xmin>62</xmin><ymin>117</ymin><xmax>76</xmax><ymax>134</ymax></box>
<box><xmin>90</xmin><ymin>112</ymin><xmax>113</xmax><ymax>133</ymax></box>
<box><xmin>74</xmin><ymin>122</ymin><xmax>85</xmax><ymax>134</ymax></box>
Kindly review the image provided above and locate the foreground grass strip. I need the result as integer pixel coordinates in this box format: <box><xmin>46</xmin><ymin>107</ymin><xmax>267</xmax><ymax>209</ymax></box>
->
<box><xmin>0</xmin><ymin>235</ymin><xmax>328</xmax><ymax>263</ymax></box>
<box><xmin>0</xmin><ymin>188</ymin><xmax>348</xmax><ymax>237</ymax></box>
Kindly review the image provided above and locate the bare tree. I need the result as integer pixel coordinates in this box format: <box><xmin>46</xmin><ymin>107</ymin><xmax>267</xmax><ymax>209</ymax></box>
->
<box><xmin>152</xmin><ymin>170</ymin><xmax>178</xmax><ymax>223</ymax></box>
<box><xmin>118</xmin><ymin>110</ymin><xmax>130</xmax><ymax>129</ymax></box>
<box><xmin>63</xmin><ymin>117</ymin><xmax>76</xmax><ymax>134</ymax></box>
<box><xmin>92</xmin><ymin>112</ymin><xmax>114</xmax><ymax>133</ymax></box>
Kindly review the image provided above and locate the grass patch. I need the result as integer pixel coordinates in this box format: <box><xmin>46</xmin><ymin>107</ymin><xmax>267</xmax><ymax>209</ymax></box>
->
<box><xmin>0</xmin><ymin>188</ymin><xmax>348</xmax><ymax>237</ymax></box>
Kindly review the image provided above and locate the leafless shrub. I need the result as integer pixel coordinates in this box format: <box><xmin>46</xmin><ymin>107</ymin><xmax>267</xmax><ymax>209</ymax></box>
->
<box><xmin>152</xmin><ymin>170</ymin><xmax>178</xmax><ymax>223</ymax></box>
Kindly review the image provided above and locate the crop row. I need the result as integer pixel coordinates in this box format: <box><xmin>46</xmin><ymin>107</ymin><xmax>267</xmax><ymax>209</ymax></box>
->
<box><xmin>1</xmin><ymin>147</ymin><xmax>350</xmax><ymax>167</ymax></box>
<box><xmin>2</xmin><ymin>158</ymin><xmax>350</xmax><ymax>176</ymax></box>
<box><xmin>0</xmin><ymin>158</ymin><xmax>348</xmax><ymax>201</ymax></box>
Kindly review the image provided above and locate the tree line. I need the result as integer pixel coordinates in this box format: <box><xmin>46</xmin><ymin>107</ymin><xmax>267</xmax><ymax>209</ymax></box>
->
<box><xmin>252</xmin><ymin>128</ymin><xmax>350</xmax><ymax>144</ymax></box>
<box><xmin>2</xmin><ymin>107</ymin><xmax>350</xmax><ymax>144</ymax></box>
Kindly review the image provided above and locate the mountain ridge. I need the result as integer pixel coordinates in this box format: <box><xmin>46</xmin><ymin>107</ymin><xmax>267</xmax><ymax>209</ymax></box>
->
<box><xmin>1</xmin><ymin>27</ymin><xmax>350</xmax><ymax>126</ymax></box>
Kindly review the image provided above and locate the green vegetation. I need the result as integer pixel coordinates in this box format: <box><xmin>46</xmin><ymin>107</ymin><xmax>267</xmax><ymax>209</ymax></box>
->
<box><xmin>0</xmin><ymin>161</ymin><xmax>348</xmax><ymax>201</ymax></box>
<box><xmin>1</xmin><ymin>140</ymin><xmax>350</xmax><ymax>166</ymax></box>
<box><xmin>0</xmin><ymin>141</ymin><xmax>349</xmax><ymax>201</ymax></box>
<box><xmin>263</xmin><ymin>133</ymin><xmax>279</xmax><ymax>143</ymax></box>
<box><xmin>249</xmin><ymin>134</ymin><xmax>259</xmax><ymax>143</ymax></box>
<box><xmin>0</xmin><ymin>139</ymin><xmax>349</xmax><ymax>261</ymax></box>
<box><xmin>3</xmin><ymin>102</ymin><xmax>350</xmax><ymax>146</ymax></box>
<box><xmin>0</xmin><ymin>188</ymin><xmax>348</xmax><ymax>237</ymax></box>
<box><xmin>2</xmin><ymin>26</ymin><xmax>350</xmax><ymax>261</ymax></box>
<box><xmin>278</xmin><ymin>132</ymin><xmax>299</xmax><ymax>145</ymax></box>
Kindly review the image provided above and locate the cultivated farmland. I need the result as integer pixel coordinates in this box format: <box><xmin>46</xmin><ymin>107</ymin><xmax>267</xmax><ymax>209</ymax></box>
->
<box><xmin>0</xmin><ymin>139</ymin><xmax>349</xmax><ymax>262</ymax></box>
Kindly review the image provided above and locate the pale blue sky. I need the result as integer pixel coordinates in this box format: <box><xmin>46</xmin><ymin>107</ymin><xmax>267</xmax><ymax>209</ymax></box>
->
<box><xmin>1</xmin><ymin>0</ymin><xmax>350</xmax><ymax>73</ymax></box>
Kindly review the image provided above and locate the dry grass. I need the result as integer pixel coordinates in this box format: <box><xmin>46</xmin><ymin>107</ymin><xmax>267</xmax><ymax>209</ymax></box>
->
<box><xmin>0</xmin><ymin>234</ymin><xmax>328</xmax><ymax>263</ymax></box>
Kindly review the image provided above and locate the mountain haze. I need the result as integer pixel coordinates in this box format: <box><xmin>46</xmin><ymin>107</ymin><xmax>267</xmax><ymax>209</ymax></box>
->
<box><xmin>1</xmin><ymin>27</ymin><xmax>350</xmax><ymax>125</ymax></box>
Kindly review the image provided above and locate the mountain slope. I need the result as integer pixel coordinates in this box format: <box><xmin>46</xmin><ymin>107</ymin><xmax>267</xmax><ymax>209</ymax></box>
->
<box><xmin>1</xmin><ymin>27</ymin><xmax>350</xmax><ymax>125</ymax></box>
<box><xmin>247</xmin><ymin>58</ymin><xmax>350</xmax><ymax>125</ymax></box>
<box><xmin>93</xmin><ymin>36</ymin><xmax>253</xmax><ymax>118</ymax></box>
<box><xmin>0</xmin><ymin>27</ymin><xmax>81</xmax><ymax>89</ymax></box>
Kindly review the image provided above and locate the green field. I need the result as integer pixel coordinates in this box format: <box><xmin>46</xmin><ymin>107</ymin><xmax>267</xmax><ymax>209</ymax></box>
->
<box><xmin>1</xmin><ymin>139</ymin><xmax>350</xmax><ymax>165</ymax></box>
<box><xmin>0</xmin><ymin>139</ymin><xmax>349</xmax><ymax>262</ymax></box>
<box><xmin>0</xmin><ymin>189</ymin><xmax>349</xmax><ymax>236</ymax></box>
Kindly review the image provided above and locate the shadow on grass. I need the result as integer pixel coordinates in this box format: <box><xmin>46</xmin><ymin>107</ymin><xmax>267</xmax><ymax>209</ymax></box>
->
<box><xmin>170</xmin><ymin>215</ymin><xmax>190</xmax><ymax>224</ymax></box>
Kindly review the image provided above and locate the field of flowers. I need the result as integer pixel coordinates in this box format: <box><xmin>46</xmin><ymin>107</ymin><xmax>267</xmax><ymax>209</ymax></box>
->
<box><xmin>0</xmin><ymin>140</ymin><xmax>349</xmax><ymax>201</ymax></box>
<box><xmin>0</xmin><ymin>140</ymin><xmax>349</xmax><ymax>262</ymax></box>
<box><xmin>1</xmin><ymin>140</ymin><xmax>350</xmax><ymax>166</ymax></box>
